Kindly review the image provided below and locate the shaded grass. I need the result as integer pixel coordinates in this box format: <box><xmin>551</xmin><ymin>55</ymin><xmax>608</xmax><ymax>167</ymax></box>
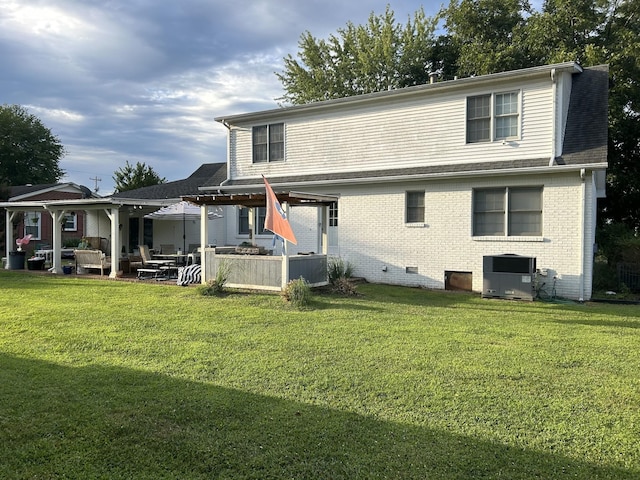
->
<box><xmin>1</xmin><ymin>270</ymin><xmax>639</xmax><ymax>479</ymax></box>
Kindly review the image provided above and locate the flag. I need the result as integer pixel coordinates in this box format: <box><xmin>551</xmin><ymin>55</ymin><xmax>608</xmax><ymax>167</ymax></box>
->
<box><xmin>263</xmin><ymin>176</ymin><xmax>297</xmax><ymax>245</ymax></box>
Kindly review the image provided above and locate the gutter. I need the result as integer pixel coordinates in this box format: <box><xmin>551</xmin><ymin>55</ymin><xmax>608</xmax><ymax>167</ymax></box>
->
<box><xmin>549</xmin><ymin>68</ymin><xmax>557</xmax><ymax>166</ymax></box>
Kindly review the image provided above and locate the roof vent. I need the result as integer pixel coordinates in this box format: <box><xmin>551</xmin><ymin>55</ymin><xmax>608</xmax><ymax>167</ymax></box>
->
<box><xmin>429</xmin><ymin>72</ymin><xmax>440</xmax><ymax>84</ymax></box>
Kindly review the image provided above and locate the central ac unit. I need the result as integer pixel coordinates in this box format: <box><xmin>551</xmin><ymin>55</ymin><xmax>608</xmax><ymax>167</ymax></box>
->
<box><xmin>482</xmin><ymin>254</ymin><xmax>536</xmax><ymax>301</ymax></box>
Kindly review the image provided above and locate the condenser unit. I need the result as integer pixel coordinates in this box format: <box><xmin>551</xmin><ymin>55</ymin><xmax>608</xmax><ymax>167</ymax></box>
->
<box><xmin>482</xmin><ymin>254</ymin><xmax>536</xmax><ymax>301</ymax></box>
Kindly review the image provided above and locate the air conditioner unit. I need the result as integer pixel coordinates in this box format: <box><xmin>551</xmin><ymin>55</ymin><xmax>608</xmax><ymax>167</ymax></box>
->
<box><xmin>482</xmin><ymin>254</ymin><xmax>536</xmax><ymax>301</ymax></box>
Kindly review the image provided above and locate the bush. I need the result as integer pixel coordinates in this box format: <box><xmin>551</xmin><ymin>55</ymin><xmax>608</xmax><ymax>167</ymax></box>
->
<box><xmin>282</xmin><ymin>277</ymin><xmax>311</xmax><ymax>309</ymax></box>
<box><xmin>332</xmin><ymin>277</ymin><xmax>359</xmax><ymax>296</ymax></box>
<box><xmin>592</xmin><ymin>261</ymin><xmax>619</xmax><ymax>292</ymax></box>
<box><xmin>328</xmin><ymin>257</ymin><xmax>353</xmax><ymax>284</ymax></box>
<box><xmin>199</xmin><ymin>259</ymin><xmax>231</xmax><ymax>296</ymax></box>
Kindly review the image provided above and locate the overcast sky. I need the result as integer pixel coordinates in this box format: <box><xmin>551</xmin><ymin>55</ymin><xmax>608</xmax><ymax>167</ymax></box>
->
<box><xmin>1</xmin><ymin>0</ymin><xmax>444</xmax><ymax>194</ymax></box>
<box><xmin>0</xmin><ymin>0</ymin><xmax>448</xmax><ymax>194</ymax></box>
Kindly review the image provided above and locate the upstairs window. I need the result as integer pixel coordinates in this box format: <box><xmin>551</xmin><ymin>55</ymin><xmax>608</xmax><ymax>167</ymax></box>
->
<box><xmin>473</xmin><ymin>187</ymin><xmax>542</xmax><ymax>236</ymax></box>
<box><xmin>253</xmin><ymin>123</ymin><xmax>284</xmax><ymax>163</ymax></box>
<box><xmin>467</xmin><ymin>91</ymin><xmax>519</xmax><ymax>143</ymax></box>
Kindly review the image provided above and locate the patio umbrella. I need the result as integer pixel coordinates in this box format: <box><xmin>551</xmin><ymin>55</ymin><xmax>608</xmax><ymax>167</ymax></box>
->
<box><xmin>145</xmin><ymin>201</ymin><xmax>222</xmax><ymax>253</ymax></box>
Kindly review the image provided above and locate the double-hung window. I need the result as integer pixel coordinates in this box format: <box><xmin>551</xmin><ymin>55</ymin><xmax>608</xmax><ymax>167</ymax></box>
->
<box><xmin>62</xmin><ymin>212</ymin><xmax>77</xmax><ymax>232</ymax></box>
<box><xmin>252</xmin><ymin>123</ymin><xmax>284</xmax><ymax>163</ymax></box>
<box><xmin>467</xmin><ymin>91</ymin><xmax>519</xmax><ymax>143</ymax></box>
<box><xmin>473</xmin><ymin>187</ymin><xmax>542</xmax><ymax>236</ymax></box>
<box><xmin>406</xmin><ymin>191</ymin><xmax>425</xmax><ymax>224</ymax></box>
<box><xmin>24</xmin><ymin>211</ymin><xmax>41</xmax><ymax>240</ymax></box>
<box><xmin>238</xmin><ymin>207</ymin><xmax>268</xmax><ymax>235</ymax></box>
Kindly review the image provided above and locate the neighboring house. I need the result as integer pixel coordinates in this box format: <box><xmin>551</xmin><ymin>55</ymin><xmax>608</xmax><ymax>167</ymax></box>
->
<box><xmin>6</xmin><ymin>183</ymin><xmax>96</xmax><ymax>251</ymax></box>
<box><xmin>205</xmin><ymin>62</ymin><xmax>608</xmax><ymax>300</ymax></box>
<box><xmin>110</xmin><ymin>162</ymin><xmax>228</xmax><ymax>253</ymax></box>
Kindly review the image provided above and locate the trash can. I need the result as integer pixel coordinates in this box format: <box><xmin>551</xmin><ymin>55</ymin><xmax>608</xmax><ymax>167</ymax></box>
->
<box><xmin>8</xmin><ymin>251</ymin><xmax>26</xmax><ymax>270</ymax></box>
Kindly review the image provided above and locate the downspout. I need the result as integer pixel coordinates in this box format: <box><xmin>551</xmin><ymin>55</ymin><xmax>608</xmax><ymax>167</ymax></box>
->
<box><xmin>579</xmin><ymin>168</ymin><xmax>586</xmax><ymax>302</ymax></box>
<box><xmin>549</xmin><ymin>68</ymin><xmax>557</xmax><ymax>166</ymax></box>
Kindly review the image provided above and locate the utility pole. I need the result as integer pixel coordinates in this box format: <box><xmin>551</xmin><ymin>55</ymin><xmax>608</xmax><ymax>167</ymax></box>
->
<box><xmin>89</xmin><ymin>176</ymin><xmax>101</xmax><ymax>193</ymax></box>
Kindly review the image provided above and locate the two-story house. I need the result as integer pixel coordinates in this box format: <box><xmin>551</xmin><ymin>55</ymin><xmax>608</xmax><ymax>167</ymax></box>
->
<box><xmin>205</xmin><ymin>62</ymin><xmax>607</xmax><ymax>301</ymax></box>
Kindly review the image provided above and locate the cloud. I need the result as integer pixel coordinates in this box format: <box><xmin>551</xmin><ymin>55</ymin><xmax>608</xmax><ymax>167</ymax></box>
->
<box><xmin>0</xmin><ymin>0</ymin><xmax>435</xmax><ymax>194</ymax></box>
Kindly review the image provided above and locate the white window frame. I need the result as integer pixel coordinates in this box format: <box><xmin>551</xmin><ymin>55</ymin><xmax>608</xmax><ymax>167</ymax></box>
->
<box><xmin>405</xmin><ymin>191</ymin><xmax>425</xmax><ymax>224</ymax></box>
<box><xmin>252</xmin><ymin>123</ymin><xmax>285</xmax><ymax>163</ymax></box>
<box><xmin>473</xmin><ymin>186</ymin><xmax>542</xmax><ymax>237</ymax></box>
<box><xmin>62</xmin><ymin>212</ymin><xmax>78</xmax><ymax>232</ymax></box>
<box><xmin>24</xmin><ymin>211</ymin><xmax>42</xmax><ymax>240</ymax></box>
<box><xmin>237</xmin><ymin>207</ymin><xmax>268</xmax><ymax>235</ymax></box>
<box><xmin>466</xmin><ymin>90</ymin><xmax>520</xmax><ymax>143</ymax></box>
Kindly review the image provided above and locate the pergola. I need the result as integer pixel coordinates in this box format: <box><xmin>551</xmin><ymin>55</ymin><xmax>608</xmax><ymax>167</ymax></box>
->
<box><xmin>182</xmin><ymin>191</ymin><xmax>338</xmax><ymax>289</ymax></box>
<box><xmin>2</xmin><ymin>197</ymin><xmax>176</xmax><ymax>277</ymax></box>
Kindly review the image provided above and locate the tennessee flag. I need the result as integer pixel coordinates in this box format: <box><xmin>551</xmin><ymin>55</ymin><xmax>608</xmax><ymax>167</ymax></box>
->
<box><xmin>263</xmin><ymin>176</ymin><xmax>297</xmax><ymax>245</ymax></box>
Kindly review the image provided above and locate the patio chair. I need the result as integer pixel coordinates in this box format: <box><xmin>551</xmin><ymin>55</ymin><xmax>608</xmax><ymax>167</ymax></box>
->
<box><xmin>133</xmin><ymin>245</ymin><xmax>176</xmax><ymax>279</ymax></box>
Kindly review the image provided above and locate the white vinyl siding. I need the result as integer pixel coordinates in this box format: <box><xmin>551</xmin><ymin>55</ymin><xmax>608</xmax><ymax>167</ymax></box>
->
<box><xmin>230</xmin><ymin>80</ymin><xmax>551</xmax><ymax>179</ymax></box>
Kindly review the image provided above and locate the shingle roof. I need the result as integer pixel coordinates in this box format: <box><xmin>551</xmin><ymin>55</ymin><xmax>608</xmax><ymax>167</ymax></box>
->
<box><xmin>556</xmin><ymin>64</ymin><xmax>609</xmax><ymax>165</ymax></box>
<box><xmin>9</xmin><ymin>183</ymin><xmax>94</xmax><ymax>200</ymax></box>
<box><xmin>112</xmin><ymin>163</ymin><xmax>226</xmax><ymax>200</ymax></box>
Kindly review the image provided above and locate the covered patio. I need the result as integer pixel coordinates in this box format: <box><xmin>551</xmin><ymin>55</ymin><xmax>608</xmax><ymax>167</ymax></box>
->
<box><xmin>2</xmin><ymin>189</ymin><xmax>337</xmax><ymax>290</ymax></box>
<box><xmin>2</xmin><ymin>197</ymin><xmax>178</xmax><ymax>277</ymax></box>
<box><xmin>183</xmin><ymin>191</ymin><xmax>338</xmax><ymax>290</ymax></box>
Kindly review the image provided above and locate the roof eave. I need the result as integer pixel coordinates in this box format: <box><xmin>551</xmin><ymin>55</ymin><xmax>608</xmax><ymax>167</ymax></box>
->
<box><xmin>214</xmin><ymin>62</ymin><xmax>581</xmax><ymax>125</ymax></box>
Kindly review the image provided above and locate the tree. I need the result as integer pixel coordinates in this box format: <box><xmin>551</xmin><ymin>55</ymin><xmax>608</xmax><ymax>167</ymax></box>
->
<box><xmin>112</xmin><ymin>161</ymin><xmax>165</xmax><ymax>193</ymax></box>
<box><xmin>276</xmin><ymin>6</ymin><xmax>439</xmax><ymax>105</ymax></box>
<box><xmin>0</xmin><ymin>104</ymin><xmax>65</xmax><ymax>186</ymax></box>
<box><xmin>441</xmin><ymin>0</ymin><xmax>533</xmax><ymax>76</ymax></box>
<box><xmin>277</xmin><ymin>1</ymin><xmax>640</xmax><ymax>231</ymax></box>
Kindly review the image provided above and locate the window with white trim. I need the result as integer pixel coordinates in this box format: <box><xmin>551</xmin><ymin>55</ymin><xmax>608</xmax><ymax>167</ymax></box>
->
<box><xmin>252</xmin><ymin>123</ymin><xmax>284</xmax><ymax>163</ymax></box>
<box><xmin>238</xmin><ymin>207</ymin><xmax>268</xmax><ymax>235</ymax></box>
<box><xmin>406</xmin><ymin>191</ymin><xmax>425</xmax><ymax>223</ymax></box>
<box><xmin>467</xmin><ymin>91</ymin><xmax>519</xmax><ymax>143</ymax></box>
<box><xmin>24</xmin><ymin>211</ymin><xmax>41</xmax><ymax>240</ymax></box>
<box><xmin>62</xmin><ymin>212</ymin><xmax>77</xmax><ymax>232</ymax></box>
<box><xmin>329</xmin><ymin>202</ymin><xmax>338</xmax><ymax>227</ymax></box>
<box><xmin>473</xmin><ymin>187</ymin><xmax>542</xmax><ymax>236</ymax></box>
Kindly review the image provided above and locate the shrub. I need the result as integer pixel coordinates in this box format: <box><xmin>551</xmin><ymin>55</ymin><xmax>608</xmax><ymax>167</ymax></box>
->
<box><xmin>282</xmin><ymin>277</ymin><xmax>311</xmax><ymax>309</ymax></box>
<box><xmin>328</xmin><ymin>257</ymin><xmax>353</xmax><ymax>284</ymax></box>
<box><xmin>199</xmin><ymin>259</ymin><xmax>231</xmax><ymax>296</ymax></box>
<box><xmin>332</xmin><ymin>277</ymin><xmax>359</xmax><ymax>296</ymax></box>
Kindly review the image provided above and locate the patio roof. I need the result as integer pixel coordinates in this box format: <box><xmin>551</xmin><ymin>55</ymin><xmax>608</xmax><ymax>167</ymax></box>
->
<box><xmin>182</xmin><ymin>191</ymin><xmax>338</xmax><ymax>208</ymax></box>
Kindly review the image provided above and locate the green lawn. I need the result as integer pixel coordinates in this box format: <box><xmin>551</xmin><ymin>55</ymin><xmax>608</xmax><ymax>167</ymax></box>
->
<box><xmin>0</xmin><ymin>270</ymin><xmax>639</xmax><ymax>479</ymax></box>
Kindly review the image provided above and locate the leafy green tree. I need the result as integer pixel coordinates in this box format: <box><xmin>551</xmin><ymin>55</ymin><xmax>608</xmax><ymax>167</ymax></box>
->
<box><xmin>277</xmin><ymin>1</ymin><xmax>640</xmax><ymax>231</ymax></box>
<box><xmin>276</xmin><ymin>6</ymin><xmax>440</xmax><ymax>104</ymax></box>
<box><xmin>0</xmin><ymin>104</ymin><xmax>65</xmax><ymax>186</ymax></box>
<box><xmin>112</xmin><ymin>161</ymin><xmax>165</xmax><ymax>193</ymax></box>
<box><xmin>441</xmin><ymin>0</ymin><xmax>533</xmax><ymax>76</ymax></box>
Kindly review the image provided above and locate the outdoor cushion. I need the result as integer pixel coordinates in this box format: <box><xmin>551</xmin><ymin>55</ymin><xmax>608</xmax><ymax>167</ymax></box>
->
<box><xmin>177</xmin><ymin>264</ymin><xmax>201</xmax><ymax>286</ymax></box>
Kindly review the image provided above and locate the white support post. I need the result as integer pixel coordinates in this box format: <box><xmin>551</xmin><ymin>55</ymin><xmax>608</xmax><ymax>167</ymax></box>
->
<box><xmin>200</xmin><ymin>204</ymin><xmax>208</xmax><ymax>284</ymax></box>
<box><xmin>51</xmin><ymin>209</ymin><xmax>63</xmax><ymax>274</ymax></box>
<box><xmin>281</xmin><ymin>202</ymin><xmax>290</xmax><ymax>290</ymax></box>
<box><xmin>106</xmin><ymin>208</ymin><xmax>120</xmax><ymax>278</ymax></box>
<box><xmin>321</xmin><ymin>204</ymin><xmax>328</xmax><ymax>255</ymax></box>
<box><xmin>5</xmin><ymin>210</ymin><xmax>13</xmax><ymax>268</ymax></box>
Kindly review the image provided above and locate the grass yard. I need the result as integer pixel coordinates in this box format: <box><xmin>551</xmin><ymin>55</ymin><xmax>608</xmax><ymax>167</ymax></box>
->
<box><xmin>0</xmin><ymin>270</ymin><xmax>639</xmax><ymax>479</ymax></box>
